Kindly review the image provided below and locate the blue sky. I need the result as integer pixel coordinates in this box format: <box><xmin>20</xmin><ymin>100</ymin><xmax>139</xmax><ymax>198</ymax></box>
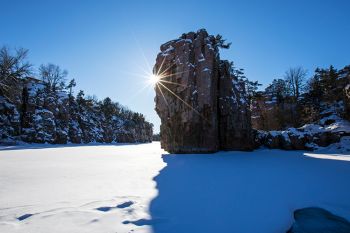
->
<box><xmin>1</xmin><ymin>0</ymin><xmax>349</xmax><ymax>133</ymax></box>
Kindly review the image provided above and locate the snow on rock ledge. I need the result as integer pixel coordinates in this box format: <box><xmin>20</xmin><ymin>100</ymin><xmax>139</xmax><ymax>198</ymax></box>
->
<box><xmin>256</xmin><ymin>114</ymin><xmax>350</xmax><ymax>153</ymax></box>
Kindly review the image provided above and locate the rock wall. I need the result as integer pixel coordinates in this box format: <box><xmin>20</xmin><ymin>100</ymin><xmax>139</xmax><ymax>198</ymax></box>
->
<box><xmin>345</xmin><ymin>83</ymin><xmax>350</xmax><ymax>121</ymax></box>
<box><xmin>218</xmin><ymin>61</ymin><xmax>253</xmax><ymax>150</ymax></box>
<box><xmin>255</xmin><ymin>113</ymin><xmax>350</xmax><ymax>152</ymax></box>
<box><xmin>154</xmin><ymin>29</ymin><xmax>253</xmax><ymax>153</ymax></box>
<box><xmin>0</xmin><ymin>78</ymin><xmax>153</xmax><ymax>145</ymax></box>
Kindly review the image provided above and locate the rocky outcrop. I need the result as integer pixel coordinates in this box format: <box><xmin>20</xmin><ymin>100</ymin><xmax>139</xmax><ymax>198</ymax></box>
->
<box><xmin>218</xmin><ymin>61</ymin><xmax>253</xmax><ymax>150</ymax></box>
<box><xmin>0</xmin><ymin>77</ymin><xmax>153</xmax><ymax>145</ymax></box>
<box><xmin>345</xmin><ymin>83</ymin><xmax>350</xmax><ymax>121</ymax></box>
<box><xmin>287</xmin><ymin>207</ymin><xmax>350</xmax><ymax>233</ymax></box>
<box><xmin>255</xmin><ymin>114</ymin><xmax>350</xmax><ymax>152</ymax></box>
<box><xmin>154</xmin><ymin>29</ymin><xmax>253</xmax><ymax>153</ymax></box>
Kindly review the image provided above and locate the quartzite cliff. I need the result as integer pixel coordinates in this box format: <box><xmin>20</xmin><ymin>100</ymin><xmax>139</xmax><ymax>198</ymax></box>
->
<box><xmin>154</xmin><ymin>29</ymin><xmax>253</xmax><ymax>153</ymax></box>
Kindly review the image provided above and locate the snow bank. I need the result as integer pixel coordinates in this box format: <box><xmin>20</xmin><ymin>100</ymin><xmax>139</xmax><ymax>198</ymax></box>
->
<box><xmin>258</xmin><ymin>114</ymin><xmax>350</xmax><ymax>154</ymax></box>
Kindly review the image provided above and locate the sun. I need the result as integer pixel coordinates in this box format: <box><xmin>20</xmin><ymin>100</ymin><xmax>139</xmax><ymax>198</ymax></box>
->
<box><xmin>149</xmin><ymin>74</ymin><xmax>161</xmax><ymax>85</ymax></box>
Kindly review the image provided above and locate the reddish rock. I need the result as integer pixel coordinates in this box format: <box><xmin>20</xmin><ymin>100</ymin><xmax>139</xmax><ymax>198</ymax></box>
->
<box><xmin>218</xmin><ymin>61</ymin><xmax>253</xmax><ymax>150</ymax></box>
<box><xmin>154</xmin><ymin>29</ymin><xmax>253</xmax><ymax>153</ymax></box>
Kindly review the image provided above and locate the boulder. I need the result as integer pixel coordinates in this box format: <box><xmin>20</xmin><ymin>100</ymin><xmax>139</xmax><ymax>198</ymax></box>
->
<box><xmin>312</xmin><ymin>132</ymin><xmax>340</xmax><ymax>147</ymax></box>
<box><xmin>265</xmin><ymin>131</ymin><xmax>283</xmax><ymax>149</ymax></box>
<box><xmin>287</xmin><ymin>207</ymin><xmax>350</xmax><ymax>233</ymax></box>
<box><xmin>289</xmin><ymin>135</ymin><xmax>308</xmax><ymax>150</ymax></box>
<box><xmin>255</xmin><ymin>116</ymin><xmax>350</xmax><ymax>151</ymax></box>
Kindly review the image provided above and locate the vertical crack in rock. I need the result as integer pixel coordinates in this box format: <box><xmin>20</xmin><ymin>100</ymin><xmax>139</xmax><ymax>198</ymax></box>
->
<box><xmin>154</xmin><ymin>29</ymin><xmax>253</xmax><ymax>153</ymax></box>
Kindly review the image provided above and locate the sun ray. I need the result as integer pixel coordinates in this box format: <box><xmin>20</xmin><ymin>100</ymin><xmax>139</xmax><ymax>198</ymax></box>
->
<box><xmin>120</xmin><ymin>70</ymin><xmax>152</xmax><ymax>80</ymax></box>
<box><xmin>156</xmin><ymin>83</ymin><xmax>168</xmax><ymax>106</ymax></box>
<box><xmin>156</xmin><ymin>56</ymin><xmax>167</xmax><ymax>77</ymax></box>
<box><xmin>137</xmin><ymin>64</ymin><xmax>154</xmax><ymax>77</ymax></box>
<box><xmin>118</xmin><ymin>41</ymin><xmax>198</xmax><ymax>117</ymax></box>
<box><xmin>158</xmin><ymin>82</ymin><xmax>209</xmax><ymax>123</ymax></box>
<box><xmin>132</xmin><ymin>34</ymin><xmax>153</xmax><ymax>73</ymax></box>
<box><xmin>157</xmin><ymin>62</ymin><xmax>176</xmax><ymax>77</ymax></box>
<box><xmin>120</xmin><ymin>69</ymin><xmax>158</xmax><ymax>104</ymax></box>
<box><xmin>159</xmin><ymin>79</ymin><xmax>187</xmax><ymax>87</ymax></box>
<box><xmin>158</xmin><ymin>82</ymin><xmax>193</xmax><ymax>110</ymax></box>
<box><xmin>124</xmin><ymin>82</ymin><xmax>154</xmax><ymax>104</ymax></box>
<box><xmin>159</xmin><ymin>70</ymin><xmax>190</xmax><ymax>79</ymax></box>
<box><xmin>148</xmin><ymin>74</ymin><xmax>161</xmax><ymax>85</ymax></box>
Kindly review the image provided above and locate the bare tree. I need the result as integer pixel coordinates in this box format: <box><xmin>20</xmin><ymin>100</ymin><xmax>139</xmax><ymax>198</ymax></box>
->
<box><xmin>39</xmin><ymin>63</ymin><xmax>67</xmax><ymax>92</ymax></box>
<box><xmin>284</xmin><ymin>67</ymin><xmax>307</xmax><ymax>101</ymax></box>
<box><xmin>0</xmin><ymin>46</ymin><xmax>32</xmax><ymax>99</ymax></box>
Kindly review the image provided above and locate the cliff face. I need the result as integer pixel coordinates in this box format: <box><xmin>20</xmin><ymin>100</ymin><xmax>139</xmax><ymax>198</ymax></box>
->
<box><xmin>344</xmin><ymin>79</ymin><xmax>350</xmax><ymax>121</ymax></box>
<box><xmin>0</xmin><ymin>78</ymin><xmax>153</xmax><ymax>145</ymax></box>
<box><xmin>218</xmin><ymin>61</ymin><xmax>253</xmax><ymax>150</ymax></box>
<box><xmin>154</xmin><ymin>30</ymin><xmax>219</xmax><ymax>153</ymax></box>
<box><xmin>154</xmin><ymin>29</ymin><xmax>253</xmax><ymax>153</ymax></box>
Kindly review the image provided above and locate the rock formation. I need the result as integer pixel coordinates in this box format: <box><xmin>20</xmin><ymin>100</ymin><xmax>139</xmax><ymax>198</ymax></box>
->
<box><xmin>254</xmin><ymin>112</ymin><xmax>350</xmax><ymax>152</ymax></box>
<box><xmin>287</xmin><ymin>207</ymin><xmax>350</xmax><ymax>233</ymax></box>
<box><xmin>0</xmin><ymin>77</ymin><xmax>153</xmax><ymax>145</ymax></box>
<box><xmin>154</xmin><ymin>29</ymin><xmax>253</xmax><ymax>153</ymax></box>
<box><xmin>345</xmin><ymin>83</ymin><xmax>350</xmax><ymax>121</ymax></box>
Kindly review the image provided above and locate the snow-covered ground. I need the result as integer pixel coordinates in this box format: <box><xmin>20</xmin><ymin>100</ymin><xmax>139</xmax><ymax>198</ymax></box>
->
<box><xmin>0</xmin><ymin>142</ymin><xmax>350</xmax><ymax>233</ymax></box>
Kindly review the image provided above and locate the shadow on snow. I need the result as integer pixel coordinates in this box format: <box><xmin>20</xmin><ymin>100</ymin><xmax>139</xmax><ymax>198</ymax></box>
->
<box><xmin>147</xmin><ymin>150</ymin><xmax>350</xmax><ymax>233</ymax></box>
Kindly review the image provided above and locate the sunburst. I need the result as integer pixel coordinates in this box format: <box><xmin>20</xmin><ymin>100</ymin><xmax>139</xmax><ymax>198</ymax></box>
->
<box><xmin>124</xmin><ymin>45</ymin><xmax>208</xmax><ymax>123</ymax></box>
<box><xmin>148</xmin><ymin>74</ymin><xmax>161</xmax><ymax>85</ymax></box>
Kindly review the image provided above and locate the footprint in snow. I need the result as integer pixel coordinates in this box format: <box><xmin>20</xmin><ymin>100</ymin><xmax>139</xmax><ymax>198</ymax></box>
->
<box><xmin>123</xmin><ymin>218</ymin><xmax>165</xmax><ymax>226</ymax></box>
<box><xmin>95</xmin><ymin>206</ymin><xmax>114</xmax><ymax>212</ymax></box>
<box><xmin>116</xmin><ymin>201</ymin><xmax>134</xmax><ymax>208</ymax></box>
<box><xmin>17</xmin><ymin>213</ymin><xmax>34</xmax><ymax>221</ymax></box>
<box><xmin>95</xmin><ymin>201</ymin><xmax>134</xmax><ymax>212</ymax></box>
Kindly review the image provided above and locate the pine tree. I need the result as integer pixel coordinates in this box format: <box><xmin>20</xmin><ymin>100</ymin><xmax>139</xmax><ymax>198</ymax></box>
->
<box><xmin>67</xmin><ymin>79</ymin><xmax>76</xmax><ymax>97</ymax></box>
<box><xmin>215</xmin><ymin>34</ymin><xmax>232</xmax><ymax>49</ymax></box>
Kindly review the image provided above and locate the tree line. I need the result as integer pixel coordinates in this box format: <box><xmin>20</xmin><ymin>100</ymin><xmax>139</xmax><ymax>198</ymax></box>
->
<box><xmin>234</xmin><ymin>64</ymin><xmax>349</xmax><ymax>130</ymax></box>
<box><xmin>0</xmin><ymin>46</ymin><xmax>153</xmax><ymax>144</ymax></box>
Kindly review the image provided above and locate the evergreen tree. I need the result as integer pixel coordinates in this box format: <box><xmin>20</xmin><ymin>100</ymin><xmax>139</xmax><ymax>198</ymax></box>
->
<box><xmin>67</xmin><ymin>79</ymin><xmax>76</xmax><ymax>97</ymax></box>
<box><xmin>265</xmin><ymin>79</ymin><xmax>288</xmax><ymax>103</ymax></box>
<box><xmin>215</xmin><ymin>34</ymin><xmax>232</xmax><ymax>49</ymax></box>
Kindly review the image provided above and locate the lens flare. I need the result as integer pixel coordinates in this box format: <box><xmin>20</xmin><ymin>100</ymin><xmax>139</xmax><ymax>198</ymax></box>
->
<box><xmin>122</xmin><ymin>47</ymin><xmax>208</xmax><ymax>122</ymax></box>
<box><xmin>149</xmin><ymin>74</ymin><xmax>161</xmax><ymax>85</ymax></box>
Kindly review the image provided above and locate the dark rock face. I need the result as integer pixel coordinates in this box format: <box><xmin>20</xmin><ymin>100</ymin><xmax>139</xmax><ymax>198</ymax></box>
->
<box><xmin>255</xmin><ymin>113</ymin><xmax>350</xmax><ymax>151</ymax></box>
<box><xmin>0</xmin><ymin>78</ymin><xmax>153</xmax><ymax>144</ymax></box>
<box><xmin>154</xmin><ymin>29</ymin><xmax>253</xmax><ymax>153</ymax></box>
<box><xmin>345</xmin><ymin>83</ymin><xmax>350</xmax><ymax>121</ymax></box>
<box><xmin>218</xmin><ymin>61</ymin><xmax>253</xmax><ymax>150</ymax></box>
<box><xmin>287</xmin><ymin>207</ymin><xmax>350</xmax><ymax>233</ymax></box>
